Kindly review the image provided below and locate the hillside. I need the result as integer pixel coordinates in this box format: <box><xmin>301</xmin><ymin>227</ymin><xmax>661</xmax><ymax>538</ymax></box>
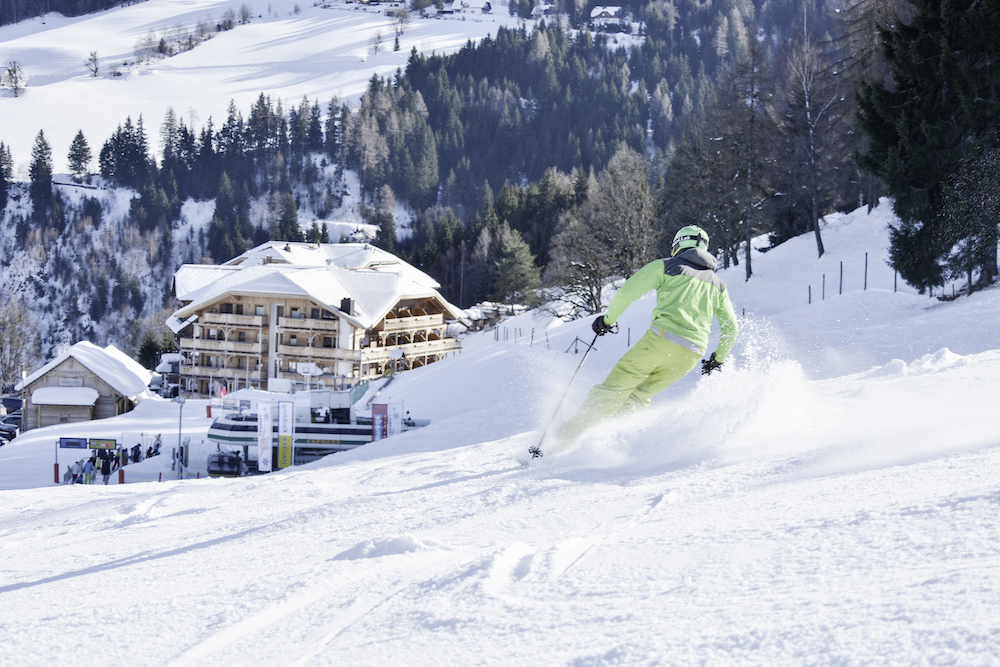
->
<box><xmin>1</xmin><ymin>200</ymin><xmax>998</xmax><ymax>665</ymax></box>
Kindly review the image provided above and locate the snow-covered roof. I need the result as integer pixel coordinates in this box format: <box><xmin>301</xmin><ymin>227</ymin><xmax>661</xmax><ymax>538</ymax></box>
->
<box><xmin>31</xmin><ymin>387</ymin><xmax>101</xmax><ymax>407</ymax></box>
<box><xmin>170</xmin><ymin>243</ymin><xmax>462</xmax><ymax>331</ymax></box>
<box><xmin>16</xmin><ymin>342</ymin><xmax>151</xmax><ymax>400</ymax></box>
<box><xmin>591</xmin><ymin>5</ymin><xmax>623</xmax><ymax>18</ymax></box>
<box><xmin>103</xmin><ymin>344</ymin><xmax>153</xmax><ymax>387</ymax></box>
<box><xmin>155</xmin><ymin>353</ymin><xmax>181</xmax><ymax>374</ymax></box>
<box><xmin>173</xmin><ymin>265</ymin><xmax>240</xmax><ymax>302</ymax></box>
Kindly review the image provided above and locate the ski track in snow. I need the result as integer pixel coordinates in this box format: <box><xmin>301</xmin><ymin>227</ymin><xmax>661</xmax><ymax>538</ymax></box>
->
<box><xmin>1</xmin><ymin>1</ymin><xmax>1000</xmax><ymax>660</ymax></box>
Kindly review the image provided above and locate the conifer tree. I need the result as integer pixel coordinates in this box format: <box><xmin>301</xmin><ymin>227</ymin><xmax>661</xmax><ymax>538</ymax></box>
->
<box><xmin>856</xmin><ymin>0</ymin><xmax>1000</xmax><ymax>291</ymax></box>
<box><xmin>492</xmin><ymin>223</ymin><xmax>540</xmax><ymax>308</ymax></box>
<box><xmin>29</xmin><ymin>130</ymin><xmax>53</xmax><ymax>217</ymax></box>
<box><xmin>0</xmin><ymin>141</ymin><xmax>11</xmax><ymax>210</ymax></box>
<box><xmin>67</xmin><ymin>130</ymin><xmax>92</xmax><ymax>184</ymax></box>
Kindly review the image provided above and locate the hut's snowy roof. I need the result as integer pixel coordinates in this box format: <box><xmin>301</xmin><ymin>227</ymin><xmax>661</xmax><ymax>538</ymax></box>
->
<box><xmin>170</xmin><ymin>243</ymin><xmax>461</xmax><ymax>331</ymax></box>
<box><xmin>31</xmin><ymin>387</ymin><xmax>100</xmax><ymax>407</ymax></box>
<box><xmin>16</xmin><ymin>342</ymin><xmax>151</xmax><ymax>400</ymax></box>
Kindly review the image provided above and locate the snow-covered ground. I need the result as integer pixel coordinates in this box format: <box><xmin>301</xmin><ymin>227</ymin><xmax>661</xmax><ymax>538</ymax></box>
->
<box><xmin>0</xmin><ymin>0</ymin><xmax>521</xmax><ymax>173</ymax></box>
<box><xmin>2</xmin><ymin>200</ymin><xmax>999</xmax><ymax>665</ymax></box>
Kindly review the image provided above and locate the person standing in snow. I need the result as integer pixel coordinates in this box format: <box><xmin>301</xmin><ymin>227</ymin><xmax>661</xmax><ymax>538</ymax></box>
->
<box><xmin>560</xmin><ymin>225</ymin><xmax>739</xmax><ymax>441</ymax></box>
<box><xmin>101</xmin><ymin>456</ymin><xmax>112</xmax><ymax>485</ymax></box>
<box><xmin>83</xmin><ymin>458</ymin><xmax>95</xmax><ymax>485</ymax></box>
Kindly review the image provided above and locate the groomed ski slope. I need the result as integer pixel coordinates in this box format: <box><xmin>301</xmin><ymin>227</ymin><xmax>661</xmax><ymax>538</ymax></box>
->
<box><xmin>2</xmin><ymin>201</ymin><xmax>999</xmax><ymax>665</ymax></box>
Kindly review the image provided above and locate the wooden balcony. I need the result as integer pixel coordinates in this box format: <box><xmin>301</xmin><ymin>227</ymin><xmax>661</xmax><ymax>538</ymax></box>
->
<box><xmin>201</xmin><ymin>313</ymin><xmax>267</xmax><ymax>327</ymax></box>
<box><xmin>276</xmin><ymin>345</ymin><xmax>361</xmax><ymax>362</ymax></box>
<box><xmin>382</xmin><ymin>313</ymin><xmax>445</xmax><ymax>334</ymax></box>
<box><xmin>181</xmin><ymin>366</ymin><xmax>264</xmax><ymax>381</ymax></box>
<box><xmin>361</xmin><ymin>338</ymin><xmax>461</xmax><ymax>363</ymax></box>
<box><xmin>180</xmin><ymin>338</ymin><xmax>266</xmax><ymax>355</ymax></box>
<box><xmin>278</xmin><ymin>345</ymin><xmax>361</xmax><ymax>363</ymax></box>
<box><xmin>278</xmin><ymin>316</ymin><xmax>339</xmax><ymax>333</ymax></box>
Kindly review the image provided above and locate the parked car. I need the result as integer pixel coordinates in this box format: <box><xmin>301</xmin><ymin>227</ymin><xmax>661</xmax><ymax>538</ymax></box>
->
<box><xmin>0</xmin><ymin>422</ymin><xmax>16</xmax><ymax>442</ymax></box>
<box><xmin>1</xmin><ymin>396</ymin><xmax>22</xmax><ymax>414</ymax></box>
<box><xmin>1</xmin><ymin>410</ymin><xmax>21</xmax><ymax>430</ymax></box>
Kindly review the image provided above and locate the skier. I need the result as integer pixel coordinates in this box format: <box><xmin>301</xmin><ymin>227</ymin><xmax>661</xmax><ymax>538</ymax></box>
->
<box><xmin>559</xmin><ymin>225</ymin><xmax>739</xmax><ymax>442</ymax></box>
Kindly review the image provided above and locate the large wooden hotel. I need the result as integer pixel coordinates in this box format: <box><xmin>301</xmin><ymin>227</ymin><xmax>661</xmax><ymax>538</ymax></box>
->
<box><xmin>167</xmin><ymin>242</ymin><xmax>463</xmax><ymax>397</ymax></box>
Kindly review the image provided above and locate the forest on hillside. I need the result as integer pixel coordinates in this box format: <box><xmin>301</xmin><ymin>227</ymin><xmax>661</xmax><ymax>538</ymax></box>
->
<box><xmin>2</xmin><ymin>0</ymin><xmax>1000</xmax><ymax>382</ymax></box>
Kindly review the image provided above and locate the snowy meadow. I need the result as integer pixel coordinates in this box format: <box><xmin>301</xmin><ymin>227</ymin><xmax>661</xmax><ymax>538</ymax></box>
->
<box><xmin>2</xmin><ymin>201</ymin><xmax>999</xmax><ymax>665</ymax></box>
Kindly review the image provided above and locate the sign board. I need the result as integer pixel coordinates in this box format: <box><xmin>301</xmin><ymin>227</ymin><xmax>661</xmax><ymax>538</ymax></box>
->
<box><xmin>387</xmin><ymin>403</ymin><xmax>403</xmax><ymax>438</ymax></box>
<box><xmin>59</xmin><ymin>437</ymin><xmax>88</xmax><ymax>449</ymax></box>
<box><xmin>58</xmin><ymin>377</ymin><xmax>84</xmax><ymax>387</ymax></box>
<box><xmin>372</xmin><ymin>403</ymin><xmax>387</xmax><ymax>441</ymax></box>
<box><xmin>89</xmin><ymin>438</ymin><xmax>117</xmax><ymax>450</ymax></box>
<box><xmin>257</xmin><ymin>401</ymin><xmax>273</xmax><ymax>473</ymax></box>
<box><xmin>277</xmin><ymin>400</ymin><xmax>294</xmax><ymax>468</ymax></box>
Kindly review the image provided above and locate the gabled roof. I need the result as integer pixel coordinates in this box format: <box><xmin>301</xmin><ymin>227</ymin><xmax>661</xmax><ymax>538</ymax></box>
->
<box><xmin>16</xmin><ymin>341</ymin><xmax>151</xmax><ymax>400</ymax></box>
<box><xmin>169</xmin><ymin>244</ymin><xmax>463</xmax><ymax>331</ymax></box>
<box><xmin>591</xmin><ymin>5</ymin><xmax>623</xmax><ymax>18</ymax></box>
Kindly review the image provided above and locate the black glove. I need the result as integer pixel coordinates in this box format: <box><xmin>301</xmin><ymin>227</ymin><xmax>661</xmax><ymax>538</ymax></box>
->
<box><xmin>701</xmin><ymin>352</ymin><xmax>722</xmax><ymax>375</ymax></box>
<box><xmin>592</xmin><ymin>315</ymin><xmax>614</xmax><ymax>336</ymax></box>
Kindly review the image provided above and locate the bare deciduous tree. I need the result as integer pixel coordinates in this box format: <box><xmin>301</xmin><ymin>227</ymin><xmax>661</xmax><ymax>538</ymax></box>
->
<box><xmin>2</xmin><ymin>61</ymin><xmax>25</xmax><ymax>97</ymax></box>
<box><xmin>85</xmin><ymin>51</ymin><xmax>99</xmax><ymax>77</ymax></box>
<box><xmin>0</xmin><ymin>296</ymin><xmax>35</xmax><ymax>391</ymax></box>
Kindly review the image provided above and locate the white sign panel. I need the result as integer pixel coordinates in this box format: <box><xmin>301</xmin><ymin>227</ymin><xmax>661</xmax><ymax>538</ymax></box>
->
<box><xmin>387</xmin><ymin>403</ymin><xmax>403</xmax><ymax>438</ymax></box>
<box><xmin>257</xmin><ymin>401</ymin><xmax>272</xmax><ymax>473</ymax></box>
<box><xmin>277</xmin><ymin>400</ymin><xmax>294</xmax><ymax>468</ymax></box>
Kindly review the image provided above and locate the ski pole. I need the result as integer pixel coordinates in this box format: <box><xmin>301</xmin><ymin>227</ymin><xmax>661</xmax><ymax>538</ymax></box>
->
<box><xmin>530</xmin><ymin>330</ymin><xmax>601</xmax><ymax>458</ymax></box>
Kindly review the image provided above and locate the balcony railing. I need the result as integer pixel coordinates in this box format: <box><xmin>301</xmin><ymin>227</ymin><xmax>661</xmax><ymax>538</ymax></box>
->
<box><xmin>201</xmin><ymin>313</ymin><xmax>267</xmax><ymax>327</ymax></box>
<box><xmin>180</xmin><ymin>338</ymin><xmax>266</xmax><ymax>354</ymax></box>
<box><xmin>180</xmin><ymin>366</ymin><xmax>264</xmax><ymax>381</ymax></box>
<box><xmin>278</xmin><ymin>316</ymin><xmax>339</xmax><ymax>332</ymax></box>
<box><xmin>276</xmin><ymin>345</ymin><xmax>361</xmax><ymax>361</ymax></box>
<box><xmin>361</xmin><ymin>338</ymin><xmax>461</xmax><ymax>363</ymax></box>
<box><xmin>382</xmin><ymin>313</ymin><xmax>445</xmax><ymax>334</ymax></box>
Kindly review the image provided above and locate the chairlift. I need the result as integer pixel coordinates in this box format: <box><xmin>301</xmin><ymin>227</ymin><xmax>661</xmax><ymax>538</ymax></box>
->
<box><xmin>207</xmin><ymin>450</ymin><xmax>246</xmax><ymax>478</ymax></box>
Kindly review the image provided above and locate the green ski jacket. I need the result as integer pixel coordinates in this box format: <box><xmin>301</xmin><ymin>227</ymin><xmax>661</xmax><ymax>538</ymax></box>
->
<box><xmin>603</xmin><ymin>249</ymin><xmax>739</xmax><ymax>362</ymax></box>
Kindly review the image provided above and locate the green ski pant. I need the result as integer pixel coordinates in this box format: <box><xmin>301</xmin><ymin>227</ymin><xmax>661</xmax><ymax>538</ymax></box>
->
<box><xmin>560</xmin><ymin>329</ymin><xmax>702</xmax><ymax>441</ymax></box>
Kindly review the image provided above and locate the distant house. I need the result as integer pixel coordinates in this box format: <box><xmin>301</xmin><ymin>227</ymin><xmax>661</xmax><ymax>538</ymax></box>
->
<box><xmin>590</xmin><ymin>5</ymin><xmax>625</xmax><ymax>29</ymax></box>
<box><xmin>15</xmin><ymin>342</ymin><xmax>152</xmax><ymax>432</ymax></box>
<box><xmin>531</xmin><ymin>3</ymin><xmax>557</xmax><ymax>19</ymax></box>
<box><xmin>449</xmin><ymin>0</ymin><xmax>492</xmax><ymax>15</ymax></box>
<box><xmin>167</xmin><ymin>242</ymin><xmax>464</xmax><ymax>398</ymax></box>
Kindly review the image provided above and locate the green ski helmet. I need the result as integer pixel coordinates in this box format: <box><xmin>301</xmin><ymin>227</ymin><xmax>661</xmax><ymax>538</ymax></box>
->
<box><xmin>671</xmin><ymin>225</ymin><xmax>709</xmax><ymax>256</ymax></box>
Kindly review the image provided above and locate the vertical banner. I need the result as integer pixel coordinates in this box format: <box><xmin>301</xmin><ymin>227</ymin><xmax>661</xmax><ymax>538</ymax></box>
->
<box><xmin>277</xmin><ymin>400</ymin><xmax>294</xmax><ymax>468</ymax></box>
<box><xmin>372</xmin><ymin>404</ymin><xmax>388</xmax><ymax>441</ymax></box>
<box><xmin>387</xmin><ymin>403</ymin><xmax>403</xmax><ymax>438</ymax></box>
<box><xmin>257</xmin><ymin>401</ymin><xmax>272</xmax><ymax>473</ymax></box>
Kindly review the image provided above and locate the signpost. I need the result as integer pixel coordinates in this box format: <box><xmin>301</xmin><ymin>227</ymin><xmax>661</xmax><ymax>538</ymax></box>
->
<box><xmin>56</xmin><ymin>437</ymin><xmax>89</xmax><ymax>483</ymax></box>
<box><xmin>372</xmin><ymin>404</ymin><xmax>387</xmax><ymax>441</ymax></box>
<box><xmin>277</xmin><ymin>400</ymin><xmax>293</xmax><ymax>468</ymax></box>
<box><xmin>257</xmin><ymin>401</ymin><xmax>272</xmax><ymax>473</ymax></box>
